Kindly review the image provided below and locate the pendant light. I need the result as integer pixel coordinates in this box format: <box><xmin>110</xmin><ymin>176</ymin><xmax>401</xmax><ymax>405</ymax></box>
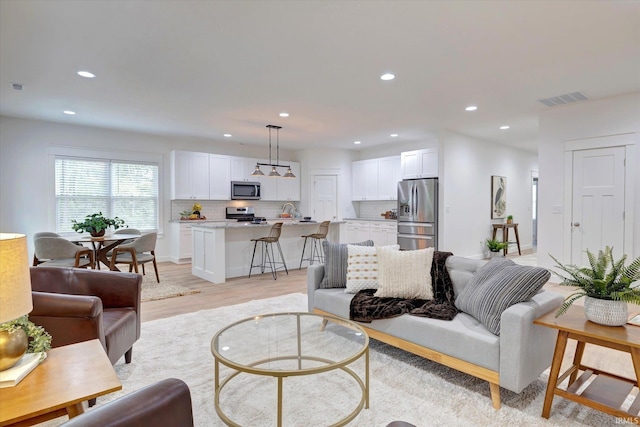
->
<box><xmin>250</xmin><ymin>125</ymin><xmax>296</xmax><ymax>178</ymax></box>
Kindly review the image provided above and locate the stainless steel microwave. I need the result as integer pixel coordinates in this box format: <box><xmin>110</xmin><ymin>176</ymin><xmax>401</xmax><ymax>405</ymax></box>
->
<box><xmin>231</xmin><ymin>181</ymin><xmax>261</xmax><ymax>200</ymax></box>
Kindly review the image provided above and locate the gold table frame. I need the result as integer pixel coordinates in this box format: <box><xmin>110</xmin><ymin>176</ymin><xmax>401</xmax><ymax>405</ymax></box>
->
<box><xmin>211</xmin><ymin>312</ymin><xmax>369</xmax><ymax>427</ymax></box>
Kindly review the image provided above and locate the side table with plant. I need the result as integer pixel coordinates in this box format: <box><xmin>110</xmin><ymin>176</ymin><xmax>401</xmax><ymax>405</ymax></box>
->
<box><xmin>551</xmin><ymin>246</ymin><xmax>640</xmax><ymax>326</ymax></box>
<box><xmin>71</xmin><ymin>212</ymin><xmax>125</xmax><ymax>237</ymax></box>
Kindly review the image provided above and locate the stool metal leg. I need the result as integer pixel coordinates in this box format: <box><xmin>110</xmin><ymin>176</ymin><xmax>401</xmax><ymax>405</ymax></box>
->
<box><xmin>249</xmin><ymin>240</ymin><xmax>259</xmax><ymax>278</ymax></box>
<box><xmin>299</xmin><ymin>236</ymin><xmax>310</xmax><ymax>269</ymax></box>
<box><xmin>276</xmin><ymin>241</ymin><xmax>288</xmax><ymax>276</ymax></box>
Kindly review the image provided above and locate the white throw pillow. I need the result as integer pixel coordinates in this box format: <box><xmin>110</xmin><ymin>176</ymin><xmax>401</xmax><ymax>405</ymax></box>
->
<box><xmin>345</xmin><ymin>245</ymin><xmax>399</xmax><ymax>293</ymax></box>
<box><xmin>374</xmin><ymin>247</ymin><xmax>435</xmax><ymax>299</ymax></box>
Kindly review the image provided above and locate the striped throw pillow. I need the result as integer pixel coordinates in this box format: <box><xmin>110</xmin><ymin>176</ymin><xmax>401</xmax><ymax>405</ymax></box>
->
<box><xmin>454</xmin><ymin>257</ymin><xmax>550</xmax><ymax>335</ymax></box>
<box><xmin>319</xmin><ymin>240</ymin><xmax>374</xmax><ymax>289</ymax></box>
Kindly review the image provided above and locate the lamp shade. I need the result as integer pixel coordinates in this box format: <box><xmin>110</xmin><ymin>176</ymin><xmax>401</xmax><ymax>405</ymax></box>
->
<box><xmin>0</xmin><ymin>233</ymin><xmax>33</xmax><ymax>323</ymax></box>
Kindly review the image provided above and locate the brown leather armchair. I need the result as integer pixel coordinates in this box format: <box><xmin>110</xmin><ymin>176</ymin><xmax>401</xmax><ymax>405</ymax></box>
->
<box><xmin>29</xmin><ymin>267</ymin><xmax>141</xmax><ymax>365</ymax></box>
<box><xmin>60</xmin><ymin>378</ymin><xmax>194</xmax><ymax>427</ymax></box>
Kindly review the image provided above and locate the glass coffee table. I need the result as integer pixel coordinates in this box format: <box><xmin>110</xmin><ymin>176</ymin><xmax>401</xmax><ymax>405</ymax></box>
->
<box><xmin>211</xmin><ymin>312</ymin><xmax>369</xmax><ymax>426</ymax></box>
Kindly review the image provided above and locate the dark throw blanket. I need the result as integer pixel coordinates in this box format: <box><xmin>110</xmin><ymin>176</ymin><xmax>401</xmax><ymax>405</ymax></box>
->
<box><xmin>349</xmin><ymin>251</ymin><xmax>458</xmax><ymax>322</ymax></box>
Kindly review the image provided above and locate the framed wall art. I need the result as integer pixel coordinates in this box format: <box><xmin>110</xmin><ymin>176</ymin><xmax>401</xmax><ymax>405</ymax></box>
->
<box><xmin>491</xmin><ymin>175</ymin><xmax>506</xmax><ymax>219</ymax></box>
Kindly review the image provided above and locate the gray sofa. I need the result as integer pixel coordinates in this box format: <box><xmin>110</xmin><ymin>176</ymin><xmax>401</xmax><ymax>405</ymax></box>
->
<box><xmin>307</xmin><ymin>255</ymin><xmax>564</xmax><ymax>409</ymax></box>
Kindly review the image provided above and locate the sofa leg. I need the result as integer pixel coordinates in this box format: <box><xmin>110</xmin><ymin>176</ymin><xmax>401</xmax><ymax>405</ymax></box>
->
<box><xmin>88</xmin><ymin>398</ymin><xmax>97</xmax><ymax>407</ymax></box>
<box><xmin>125</xmin><ymin>347</ymin><xmax>133</xmax><ymax>364</ymax></box>
<box><xmin>489</xmin><ymin>382</ymin><xmax>501</xmax><ymax>409</ymax></box>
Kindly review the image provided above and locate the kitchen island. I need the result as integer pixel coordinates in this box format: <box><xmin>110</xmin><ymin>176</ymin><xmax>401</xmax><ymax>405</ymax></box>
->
<box><xmin>191</xmin><ymin>221</ymin><xmax>329</xmax><ymax>283</ymax></box>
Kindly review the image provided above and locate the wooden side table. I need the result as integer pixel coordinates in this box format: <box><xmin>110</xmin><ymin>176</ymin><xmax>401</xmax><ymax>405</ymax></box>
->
<box><xmin>534</xmin><ymin>306</ymin><xmax>640</xmax><ymax>423</ymax></box>
<box><xmin>491</xmin><ymin>223</ymin><xmax>521</xmax><ymax>256</ymax></box>
<box><xmin>0</xmin><ymin>340</ymin><xmax>121</xmax><ymax>426</ymax></box>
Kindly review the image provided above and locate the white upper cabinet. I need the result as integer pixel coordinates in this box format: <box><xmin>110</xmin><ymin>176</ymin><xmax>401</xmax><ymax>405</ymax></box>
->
<box><xmin>352</xmin><ymin>156</ymin><xmax>400</xmax><ymax>201</ymax></box>
<box><xmin>170</xmin><ymin>151</ymin><xmax>210</xmax><ymax>200</ymax></box>
<box><xmin>378</xmin><ymin>155</ymin><xmax>401</xmax><ymax>200</ymax></box>
<box><xmin>230</xmin><ymin>157</ymin><xmax>258</xmax><ymax>182</ymax></box>
<box><xmin>400</xmin><ymin>148</ymin><xmax>439</xmax><ymax>179</ymax></box>
<box><xmin>276</xmin><ymin>162</ymin><xmax>301</xmax><ymax>201</ymax></box>
<box><xmin>208</xmin><ymin>154</ymin><xmax>231</xmax><ymax>200</ymax></box>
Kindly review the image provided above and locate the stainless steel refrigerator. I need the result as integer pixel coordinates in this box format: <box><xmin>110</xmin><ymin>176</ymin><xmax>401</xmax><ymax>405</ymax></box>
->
<box><xmin>397</xmin><ymin>178</ymin><xmax>438</xmax><ymax>250</ymax></box>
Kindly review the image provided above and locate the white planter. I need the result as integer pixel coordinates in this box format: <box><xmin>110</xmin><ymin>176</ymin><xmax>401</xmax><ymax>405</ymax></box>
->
<box><xmin>583</xmin><ymin>296</ymin><xmax>628</xmax><ymax>326</ymax></box>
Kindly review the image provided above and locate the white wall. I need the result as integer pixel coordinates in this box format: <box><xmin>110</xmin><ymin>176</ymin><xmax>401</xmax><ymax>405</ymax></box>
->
<box><xmin>439</xmin><ymin>130</ymin><xmax>538</xmax><ymax>258</ymax></box>
<box><xmin>0</xmin><ymin>116</ymin><xmax>297</xmax><ymax>260</ymax></box>
<box><xmin>537</xmin><ymin>92</ymin><xmax>640</xmax><ymax>269</ymax></box>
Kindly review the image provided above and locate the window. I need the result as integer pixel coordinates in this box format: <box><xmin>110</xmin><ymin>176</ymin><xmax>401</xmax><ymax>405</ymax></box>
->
<box><xmin>55</xmin><ymin>157</ymin><xmax>159</xmax><ymax>233</ymax></box>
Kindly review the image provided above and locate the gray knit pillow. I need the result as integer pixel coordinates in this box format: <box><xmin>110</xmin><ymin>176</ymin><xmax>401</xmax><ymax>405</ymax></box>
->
<box><xmin>454</xmin><ymin>257</ymin><xmax>550</xmax><ymax>335</ymax></box>
<box><xmin>319</xmin><ymin>240</ymin><xmax>374</xmax><ymax>289</ymax></box>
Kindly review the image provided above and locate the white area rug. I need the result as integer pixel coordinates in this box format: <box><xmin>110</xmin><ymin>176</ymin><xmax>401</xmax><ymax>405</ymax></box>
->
<box><xmin>40</xmin><ymin>293</ymin><xmax>621</xmax><ymax>426</ymax></box>
<box><xmin>141</xmin><ymin>275</ymin><xmax>200</xmax><ymax>302</ymax></box>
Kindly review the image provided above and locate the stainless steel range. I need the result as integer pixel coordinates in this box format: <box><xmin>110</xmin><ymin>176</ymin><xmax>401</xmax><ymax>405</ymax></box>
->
<box><xmin>225</xmin><ymin>207</ymin><xmax>265</xmax><ymax>222</ymax></box>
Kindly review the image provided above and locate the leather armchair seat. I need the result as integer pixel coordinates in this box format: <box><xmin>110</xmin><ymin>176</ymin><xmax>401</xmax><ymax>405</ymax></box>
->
<box><xmin>61</xmin><ymin>378</ymin><xmax>194</xmax><ymax>427</ymax></box>
<box><xmin>30</xmin><ymin>267</ymin><xmax>141</xmax><ymax>365</ymax></box>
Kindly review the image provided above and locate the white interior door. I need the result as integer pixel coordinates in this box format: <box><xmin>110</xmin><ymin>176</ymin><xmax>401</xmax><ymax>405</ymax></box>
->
<box><xmin>571</xmin><ymin>146</ymin><xmax>625</xmax><ymax>265</ymax></box>
<box><xmin>312</xmin><ymin>175</ymin><xmax>337</xmax><ymax>221</ymax></box>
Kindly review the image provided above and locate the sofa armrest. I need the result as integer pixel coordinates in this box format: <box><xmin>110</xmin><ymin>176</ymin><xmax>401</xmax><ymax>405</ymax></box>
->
<box><xmin>307</xmin><ymin>264</ymin><xmax>325</xmax><ymax>312</ymax></box>
<box><xmin>498</xmin><ymin>290</ymin><xmax>564</xmax><ymax>393</ymax></box>
<box><xmin>30</xmin><ymin>291</ymin><xmax>106</xmax><ymax>349</ymax></box>
<box><xmin>61</xmin><ymin>378</ymin><xmax>194</xmax><ymax>427</ymax></box>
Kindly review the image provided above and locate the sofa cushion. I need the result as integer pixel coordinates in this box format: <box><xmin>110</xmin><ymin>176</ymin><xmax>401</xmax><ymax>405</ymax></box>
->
<box><xmin>374</xmin><ymin>247</ymin><xmax>435</xmax><ymax>299</ymax></box>
<box><xmin>345</xmin><ymin>244</ymin><xmax>399</xmax><ymax>293</ymax></box>
<box><xmin>454</xmin><ymin>257</ymin><xmax>550</xmax><ymax>335</ymax></box>
<box><xmin>319</xmin><ymin>240</ymin><xmax>374</xmax><ymax>289</ymax></box>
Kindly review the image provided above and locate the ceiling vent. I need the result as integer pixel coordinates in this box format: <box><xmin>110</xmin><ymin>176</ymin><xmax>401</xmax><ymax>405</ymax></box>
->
<box><xmin>12</xmin><ymin>83</ymin><xmax>23</xmax><ymax>90</ymax></box>
<box><xmin>538</xmin><ymin>91</ymin><xmax>588</xmax><ymax>107</ymax></box>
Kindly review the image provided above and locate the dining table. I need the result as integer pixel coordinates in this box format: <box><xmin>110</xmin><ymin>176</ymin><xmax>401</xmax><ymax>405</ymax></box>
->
<box><xmin>66</xmin><ymin>233</ymin><xmax>141</xmax><ymax>271</ymax></box>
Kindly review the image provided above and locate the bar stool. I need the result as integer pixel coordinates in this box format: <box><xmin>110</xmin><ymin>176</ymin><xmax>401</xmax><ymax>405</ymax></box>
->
<box><xmin>249</xmin><ymin>222</ymin><xmax>288</xmax><ymax>279</ymax></box>
<box><xmin>299</xmin><ymin>221</ymin><xmax>330</xmax><ymax>268</ymax></box>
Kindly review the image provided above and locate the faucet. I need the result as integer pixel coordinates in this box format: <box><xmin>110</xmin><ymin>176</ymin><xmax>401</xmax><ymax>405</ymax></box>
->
<box><xmin>282</xmin><ymin>203</ymin><xmax>296</xmax><ymax>215</ymax></box>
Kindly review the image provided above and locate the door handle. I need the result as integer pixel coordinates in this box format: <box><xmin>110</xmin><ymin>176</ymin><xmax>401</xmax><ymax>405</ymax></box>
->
<box><xmin>572</xmin><ymin>222</ymin><xmax>580</xmax><ymax>227</ymax></box>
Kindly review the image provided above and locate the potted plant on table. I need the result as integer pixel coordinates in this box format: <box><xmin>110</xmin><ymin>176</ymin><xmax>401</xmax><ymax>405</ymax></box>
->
<box><xmin>551</xmin><ymin>246</ymin><xmax>640</xmax><ymax>326</ymax></box>
<box><xmin>71</xmin><ymin>212</ymin><xmax>125</xmax><ymax>237</ymax></box>
<box><xmin>0</xmin><ymin>315</ymin><xmax>51</xmax><ymax>367</ymax></box>
<box><xmin>506</xmin><ymin>215</ymin><xmax>513</xmax><ymax>224</ymax></box>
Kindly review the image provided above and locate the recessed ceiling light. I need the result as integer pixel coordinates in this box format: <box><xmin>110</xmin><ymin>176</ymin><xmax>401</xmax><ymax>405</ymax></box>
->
<box><xmin>465</xmin><ymin>105</ymin><xmax>478</xmax><ymax>111</ymax></box>
<box><xmin>380</xmin><ymin>73</ymin><xmax>395</xmax><ymax>81</ymax></box>
<box><xmin>63</xmin><ymin>110</ymin><xmax>76</xmax><ymax>115</ymax></box>
<box><xmin>390</xmin><ymin>133</ymin><xmax>399</xmax><ymax>137</ymax></box>
<box><xmin>354</xmin><ymin>141</ymin><xmax>362</xmax><ymax>145</ymax></box>
<box><xmin>77</xmin><ymin>71</ymin><xmax>96</xmax><ymax>78</ymax></box>
<box><xmin>223</xmin><ymin>134</ymin><xmax>232</xmax><ymax>137</ymax></box>
<box><xmin>279</xmin><ymin>112</ymin><xmax>289</xmax><ymax>117</ymax></box>
<box><xmin>499</xmin><ymin>125</ymin><xmax>510</xmax><ymax>130</ymax></box>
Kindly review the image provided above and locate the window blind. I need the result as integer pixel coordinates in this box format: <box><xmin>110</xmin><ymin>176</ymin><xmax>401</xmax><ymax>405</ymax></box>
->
<box><xmin>55</xmin><ymin>157</ymin><xmax>159</xmax><ymax>233</ymax></box>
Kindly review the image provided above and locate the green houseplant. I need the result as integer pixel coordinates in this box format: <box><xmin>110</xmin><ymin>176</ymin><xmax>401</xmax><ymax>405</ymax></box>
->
<box><xmin>72</xmin><ymin>212</ymin><xmax>125</xmax><ymax>237</ymax></box>
<box><xmin>551</xmin><ymin>246</ymin><xmax>640</xmax><ymax>325</ymax></box>
<box><xmin>506</xmin><ymin>215</ymin><xmax>513</xmax><ymax>224</ymax></box>
<box><xmin>485</xmin><ymin>238</ymin><xmax>508</xmax><ymax>254</ymax></box>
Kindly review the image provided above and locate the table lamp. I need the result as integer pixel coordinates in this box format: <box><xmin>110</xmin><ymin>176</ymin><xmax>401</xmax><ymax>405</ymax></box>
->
<box><xmin>0</xmin><ymin>233</ymin><xmax>33</xmax><ymax>371</ymax></box>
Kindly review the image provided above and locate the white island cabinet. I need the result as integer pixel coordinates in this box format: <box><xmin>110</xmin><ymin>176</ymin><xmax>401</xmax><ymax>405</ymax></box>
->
<box><xmin>191</xmin><ymin>221</ymin><xmax>330</xmax><ymax>283</ymax></box>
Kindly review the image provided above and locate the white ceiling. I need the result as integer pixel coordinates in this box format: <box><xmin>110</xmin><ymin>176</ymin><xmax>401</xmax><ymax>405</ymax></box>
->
<box><xmin>1</xmin><ymin>1</ymin><xmax>639</xmax><ymax>153</ymax></box>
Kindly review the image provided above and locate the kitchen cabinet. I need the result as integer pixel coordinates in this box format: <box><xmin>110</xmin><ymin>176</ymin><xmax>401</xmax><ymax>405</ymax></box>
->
<box><xmin>401</xmin><ymin>148</ymin><xmax>438</xmax><ymax>179</ymax></box>
<box><xmin>352</xmin><ymin>156</ymin><xmax>400</xmax><ymax>201</ymax></box>
<box><xmin>170</xmin><ymin>222</ymin><xmax>195</xmax><ymax>263</ymax></box>
<box><xmin>378</xmin><ymin>155</ymin><xmax>401</xmax><ymax>200</ymax></box>
<box><xmin>276</xmin><ymin>162</ymin><xmax>301</xmax><ymax>201</ymax></box>
<box><xmin>229</xmin><ymin>157</ymin><xmax>259</xmax><ymax>182</ymax></box>
<box><xmin>345</xmin><ymin>220</ymin><xmax>397</xmax><ymax>246</ymax></box>
<box><xmin>209</xmin><ymin>154</ymin><xmax>231</xmax><ymax>200</ymax></box>
<box><xmin>170</xmin><ymin>151</ymin><xmax>210</xmax><ymax>200</ymax></box>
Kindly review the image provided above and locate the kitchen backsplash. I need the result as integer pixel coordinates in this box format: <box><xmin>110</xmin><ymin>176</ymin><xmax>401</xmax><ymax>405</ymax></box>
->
<box><xmin>171</xmin><ymin>200</ymin><xmax>300</xmax><ymax>221</ymax></box>
<box><xmin>357</xmin><ymin>200</ymin><xmax>397</xmax><ymax>219</ymax></box>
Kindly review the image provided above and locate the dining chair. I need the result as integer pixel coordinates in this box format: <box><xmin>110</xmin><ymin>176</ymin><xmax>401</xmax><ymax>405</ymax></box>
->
<box><xmin>33</xmin><ymin>236</ymin><xmax>94</xmax><ymax>268</ymax></box>
<box><xmin>107</xmin><ymin>232</ymin><xmax>159</xmax><ymax>282</ymax></box>
<box><xmin>32</xmin><ymin>232</ymin><xmax>61</xmax><ymax>265</ymax></box>
<box><xmin>105</xmin><ymin>228</ymin><xmax>142</xmax><ymax>258</ymax></box>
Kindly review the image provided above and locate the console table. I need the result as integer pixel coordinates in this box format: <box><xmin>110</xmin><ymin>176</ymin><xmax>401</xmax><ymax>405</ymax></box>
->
<box><xmin>491</xmin><ymin>223</ymin><xmax>521</xmax><ymax>256</ymax></box>
<box><xmin>534</xmin><ymin>306</ymin><xmax>640</xmax><ymax>423</ymax></box>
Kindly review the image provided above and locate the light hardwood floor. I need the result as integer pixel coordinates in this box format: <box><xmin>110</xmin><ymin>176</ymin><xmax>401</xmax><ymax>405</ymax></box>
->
<box><xmin>145</xmin><ymin>259</ymin><xmax>636</xmax><ymax>381</ymax></box>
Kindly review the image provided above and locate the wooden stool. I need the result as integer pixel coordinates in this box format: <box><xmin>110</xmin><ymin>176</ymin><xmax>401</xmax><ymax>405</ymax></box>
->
<box><xmin>492</xmin><ymin>223</ymin><xmax>521</xmax><ymax>256</ymax></box>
